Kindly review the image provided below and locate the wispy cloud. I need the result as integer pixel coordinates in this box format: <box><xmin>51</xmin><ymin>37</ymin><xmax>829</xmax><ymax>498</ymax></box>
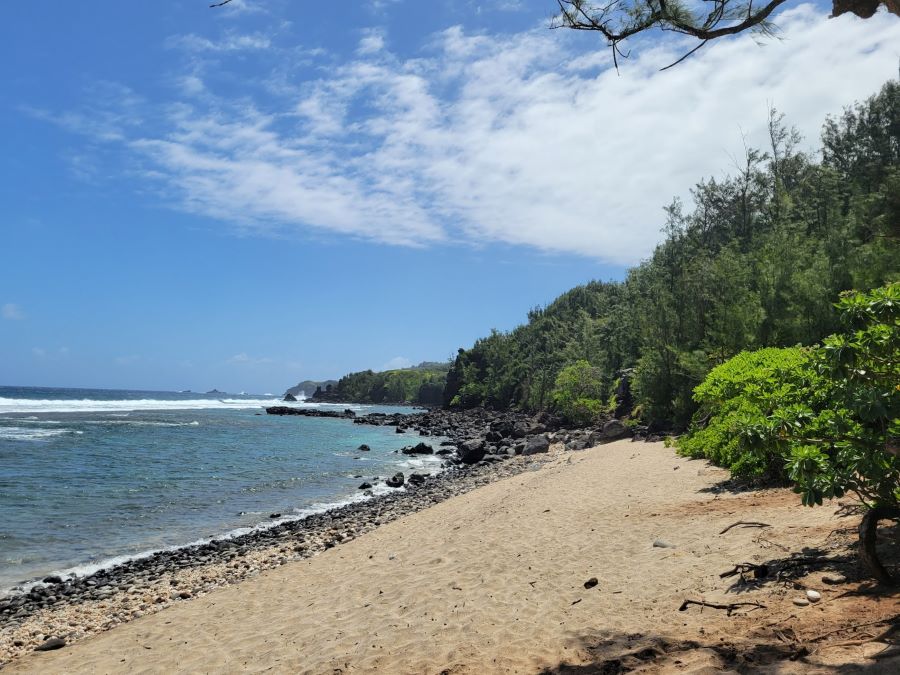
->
<box><xmin>166</xmin><ymin>31</ymin><xmax>272</xmax><ymax>52</ymax></box>
<box><xmin>44</xmin><ymin>6</ymin><xmax>900</xmax><ymax>265</ymax></box>
<box><xmin>2</xmin><ymin>303</ymin><xmax>24</xmax><ymax>320</ymax></box>
<box><xmin>227</xmin><ymin>352</ymin><xmax>274</xmax><ymax>365</ymax></box>
<box><xmin>357</xmin><ymin>28</ymin><xmax>386</xmax><ymax>55</ymax></box>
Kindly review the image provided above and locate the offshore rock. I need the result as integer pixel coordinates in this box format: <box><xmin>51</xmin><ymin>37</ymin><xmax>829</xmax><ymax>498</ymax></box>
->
<box><xmin>385</xmin><ymin>473</ymin><xmax>405</xmax><ymax>488</ymax></box>
<box><xmin>401</xmin><ymin>442</ymin><xmax>433</xmax><ymax>455</ymax></box>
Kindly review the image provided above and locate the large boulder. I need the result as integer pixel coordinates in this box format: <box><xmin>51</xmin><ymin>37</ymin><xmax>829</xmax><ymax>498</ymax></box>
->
<box><xmin>601</xmin><ymin>419</ymin><xmax>628</xmax><ymax>440</ymax></box>
<box><xmin>401</xmin><ymin>442</ymin><xmax>434</xmax><ymax>455</ymax></box>
<box><xmin>283</xmin><ymin>393</ymin><xmax>297</xmax><ymax>402</ymax></box>
<box><xmin>457</xmin><ymin>438</ymin><xmax>486</xmax><ymax>464</ymax></box>
<box><xmin>522</xmin><ymin>434</ymin><xmax>550</xmax><ymax>455</ymax></box>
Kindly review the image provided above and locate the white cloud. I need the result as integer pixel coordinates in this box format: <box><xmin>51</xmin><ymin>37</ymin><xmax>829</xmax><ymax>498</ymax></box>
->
<box><xmin>2</xmin><ymin>303</ymin><xmax>24</xmax><ymax>320</ymax></box>
<box><xmin>357</xmin><ymin>28</ymin><xmax>386</xmax><ymax>55</ymax></box>
<box><xmin>228</xmin><ymin>352</ymin><xmax>274</xmax><ymax>365</ymax></box>
<box><xmin>32</xmin><ymin>347</ymin><xmax>46</xmax><ymax>358</ymax></box>
<box><xmin>54</xmin><ymin>6</ymin><xmax>900</xmax><ymax>264</ymax></box>
<box><xmin>381</xmin><ymin>356</ymin><xmax>413</xmax><ymax>370</ymax></box>
<box><xmin>167</xmin><ymin>32</ymin><xmax>272</xmax><ymax>52</ymax></box>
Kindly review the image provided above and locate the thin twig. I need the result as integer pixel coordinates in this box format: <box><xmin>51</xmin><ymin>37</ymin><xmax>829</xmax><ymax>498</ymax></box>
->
<box><xmin>679</xmin><ymin>598</ymin><xmax>767</xmax><ymax>616</ymax></box>
<box><xmin>720</xmin><ymin>521</ymin><xmax>771</xmax><ymax>534</ymax></box>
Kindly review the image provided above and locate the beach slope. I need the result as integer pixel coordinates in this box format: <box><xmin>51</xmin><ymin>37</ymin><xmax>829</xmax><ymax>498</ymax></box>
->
<box><xmin>8</xmin><ymin>440</ymin><xmax>898</xmax><ymax>673</ymax></box>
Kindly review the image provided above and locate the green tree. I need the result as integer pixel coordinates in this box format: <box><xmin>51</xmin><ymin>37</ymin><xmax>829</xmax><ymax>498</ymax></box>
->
<box><xmin>551</xmin><ymin>360</ymin><xmax>606</xmax><ymax>425</ymax></box>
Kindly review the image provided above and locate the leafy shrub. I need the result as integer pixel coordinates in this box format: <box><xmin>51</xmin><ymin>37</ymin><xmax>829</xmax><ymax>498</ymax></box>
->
<box><xmin>677</xmin><ymin>347</ymin><xmax>813</xmax><ymax>478</ymax></box>
<box><xmin>551</xmin><ymin>360</ymin><xmax>605</xmax><ymax>426</ymax></box>
<box><xmin>741</xmin><ymin>283</ymin><xmax>899</xmax><ymax>508</ymax></box>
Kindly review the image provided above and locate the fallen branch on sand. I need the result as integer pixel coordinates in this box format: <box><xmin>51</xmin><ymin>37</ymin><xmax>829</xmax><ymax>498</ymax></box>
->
<box><xmin>679</xmin><ymin>599</ymin><xmax>767</xmax><ymax>616</ymax></box>
<box><xmin>719</xmin><ymin>521</ymin><xmax>771</xmax><ymax>535</ymax></box>
<box><xmin>720</xmin><ymin>562</ymin><xmax>769</xmax><ymax>580</ymax></box>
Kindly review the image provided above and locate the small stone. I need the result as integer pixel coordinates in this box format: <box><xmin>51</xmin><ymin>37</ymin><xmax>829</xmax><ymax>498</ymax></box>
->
<box><xmin>793</xmin><ymin>597</ymin><xmax>810</xmax><ymax>607</ymax></box>
<box><xmin>822</xmin><ymin>574</ymin><xmax>847</xmax><ymax>585</ymax></box>
<box><xmin>35</xmin><ymin>637</ymin><xmax>66</xmax><ymax>652</ymax></box>
<box><xmin>178</xmin><ymin>591</ymin><xmax>192</xmax><ymax>599</ymax></box>
<box><xmin>583</xmin><ymin>577</ymin><xmax>599</xmax><ymax>589</ymax></box>
<box><xmin>653</xmin><ymin>539</ymin><xmax>676</xmax><ymax>549</ymax></box>
<box><xmin>806</xmin><ymin>590</ymin><xmax>821</xmax><ymax>603</ymax></box>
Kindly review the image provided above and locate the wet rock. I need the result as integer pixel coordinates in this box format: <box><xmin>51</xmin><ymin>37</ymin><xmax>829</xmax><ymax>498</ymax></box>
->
<box><xmin>401</xmin><ymin>442</ymin><xmax>433</xmax><ymax>455</ymax></box>
<box><xmin>385</xmin><ymin>473</ymin><xmax>405</xmax><ymax>488</ymax></box>
<box><xmin>42</xmin><ymin>575</ymin><xmax>64</xmax><ymax>585</ymax></box>
<box><xmin>407</xmin><ymin>473</ymin><xmax>427</xmax><ymax>486</ymax></box>
<box><xmin>358</xmin><ymin>482</ymin><xmax>373</xmax><ymax>490</ymax></box>
<box><xmin>358</xmin><ymin>444</ymin><xmax>371</xmax><ymax>452</ymax></box>
<box><xmin>283</xmin><ymin>393</ymin><xmax>298</xmax><ymax>402</ymax></box>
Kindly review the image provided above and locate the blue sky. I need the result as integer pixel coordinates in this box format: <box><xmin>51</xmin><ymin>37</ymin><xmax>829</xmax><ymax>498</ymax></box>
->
<box><xmin>2</xmin><ymin>1</ymin><xmax>899</xmax><ymax>394</ymax></box>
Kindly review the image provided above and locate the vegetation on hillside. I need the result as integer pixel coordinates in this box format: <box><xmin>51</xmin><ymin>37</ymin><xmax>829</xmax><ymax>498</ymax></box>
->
<box><xmin>443</xmin><ymin>79</ymin><xmax>899</xmax><ymax>429</ymax></box>
<box><xmin>318</xmin><ymin>362</ymin><xmax>449</xmax><ymax>405</ymax></box>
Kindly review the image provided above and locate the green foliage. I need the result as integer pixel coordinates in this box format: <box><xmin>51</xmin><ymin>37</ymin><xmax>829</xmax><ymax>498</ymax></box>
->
<box><xmin>680</xmin><ymin>284</ymin><xmax>900</xmax><ymax>510</ymax></box>
<box><xmin>740</xmin><ymin>283</ymin><xmax>900</xmax><ymax>508</ymax></box>
<box><xmin>677</xmin><ymin>347</ymin><xmax>814</xmax><ymax>478</ymax></box>
<box><xmin>442</xmin><ymin>80</ymin><xmax>899</xmax><ymax>432</ymax></box>
<box><xmin>329</xmin><ymin>362</ymin><xmax>449</xmax><ymax>405</ymax></box>
<box><xmin>551</xmin><ymin>360</ymin><xmax>605</xmax><ymax>425</ymax></box>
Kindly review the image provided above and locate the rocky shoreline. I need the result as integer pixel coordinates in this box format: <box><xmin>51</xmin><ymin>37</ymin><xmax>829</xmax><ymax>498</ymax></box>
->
<box><xmin>0</xmin><ymin>407</ymin><xmax>634</xmax><ymax>665</ymax></box>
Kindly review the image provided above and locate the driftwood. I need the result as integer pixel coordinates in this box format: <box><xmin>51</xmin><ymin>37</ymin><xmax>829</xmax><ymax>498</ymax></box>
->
<box><xmin>679</xmin><ymin>599</ymin><xmax>767</xmax><ymax>616</ymax></box>
<box><xmin>719</xmin><ymin>521</ymin><xmax>771</xmax><ymax>535</ymax></box>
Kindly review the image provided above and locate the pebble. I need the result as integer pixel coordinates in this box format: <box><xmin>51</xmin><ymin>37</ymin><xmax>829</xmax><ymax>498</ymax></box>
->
<box><xmin>583</xmin><ymin>577</ymin><xmax>599</xmax><ymax>589</ymax></box>
<box><xmin>806</xmin><ymin>590</ymin><xmax>822</xmax><ymax>603</ymax></box>
<box><xmin>793</xmin><ymin>597</ymin><xmax>810</xmax><ymax>607</ymax></box>
<box><xmin>652</xmin><ymin>539</ymin><xmax>676</xmax><ymax>549</ymax></box>
<box><xmin>822</xmin><ymin>574</ymin><xmax>847</xmax><ymax>585</ymax></box>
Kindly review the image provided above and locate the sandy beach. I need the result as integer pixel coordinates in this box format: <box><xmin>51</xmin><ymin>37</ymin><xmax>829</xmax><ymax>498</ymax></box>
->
<box><xmin>5</xmin><ymin>439</ymin><xmax>899</xmax><ymax>673</ymax></box>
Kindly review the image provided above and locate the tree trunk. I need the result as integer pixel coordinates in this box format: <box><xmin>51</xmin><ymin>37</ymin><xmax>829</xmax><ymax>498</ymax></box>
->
<box><xmin>859</xmin><ymin>506</ymin><xmax>900</xmax><ymax>586</ymax></box>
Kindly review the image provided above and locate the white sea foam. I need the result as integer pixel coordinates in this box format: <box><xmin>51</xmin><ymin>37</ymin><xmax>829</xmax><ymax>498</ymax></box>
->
<box><xmin>0</xmin><ymin>427</ymin><xmax>83</xmax><ymax>441</ymax></box>
<box><xmin>79</xmin><ymin>420</ymin><xmax>202</xmax><ymax>428</ymax></box>
<box><xmin>0</xmin><ymin>482</ymin><xmax>413</xmax><ymax>596</ymax></box>
<box><xmin>0</xmin><ymin>397</ymin><xmax>320</xmax><ymax>414</ymax></box>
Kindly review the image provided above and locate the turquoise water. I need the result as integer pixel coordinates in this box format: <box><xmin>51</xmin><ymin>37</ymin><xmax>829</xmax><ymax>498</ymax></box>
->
<box><xmin>0</xmin><ymin>386</ymin><xmax>440</xmax><ymax>592</ymax></box>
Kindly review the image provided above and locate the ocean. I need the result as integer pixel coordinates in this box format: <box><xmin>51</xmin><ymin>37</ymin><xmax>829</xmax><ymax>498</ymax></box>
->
<box><xmin>0</xmin><ymin>386</ymin><xmax>442</xmax><ymax>593</ymax></box>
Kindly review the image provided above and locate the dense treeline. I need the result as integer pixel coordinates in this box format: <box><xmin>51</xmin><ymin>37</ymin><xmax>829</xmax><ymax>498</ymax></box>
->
<box><xmin>444</xmin><ymin>80</ymin><xmax>899</xmax><ymax>429</ymax></box>
<box><xmin>321</xmin><ymin>362</ymin><xmax>449</xmax><ymax>405</ymax></box>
